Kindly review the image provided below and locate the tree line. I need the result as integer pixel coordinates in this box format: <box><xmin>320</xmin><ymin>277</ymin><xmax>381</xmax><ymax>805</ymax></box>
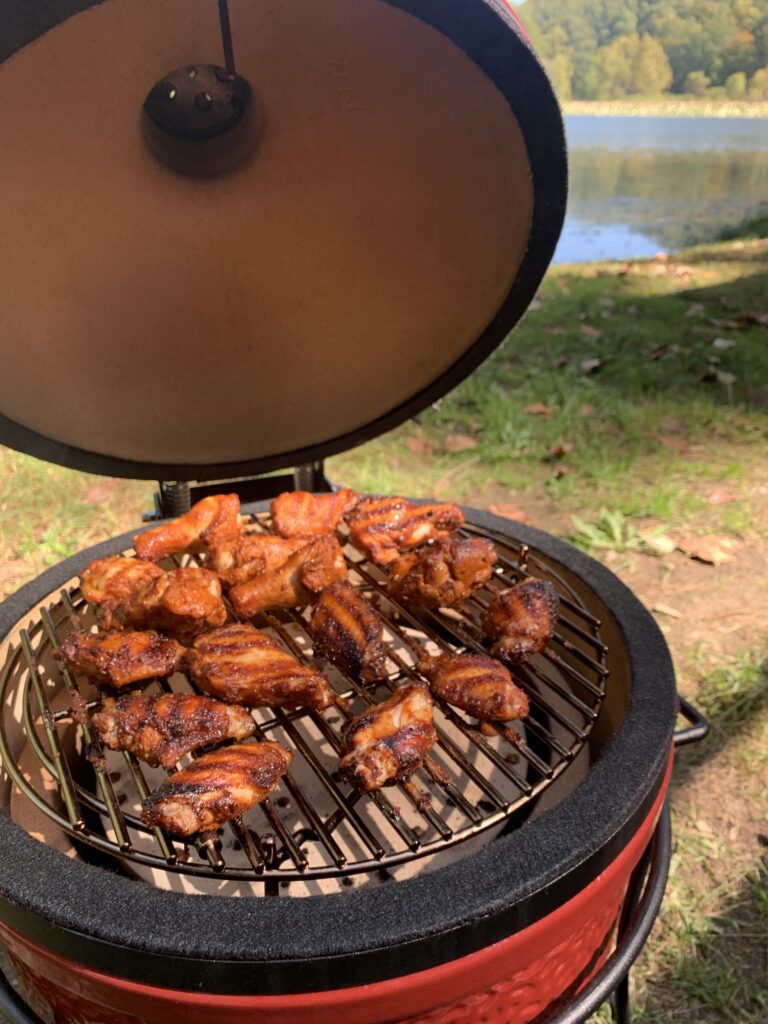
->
<box><xmin>518</xmin><ymin>0</ymin><xmax>768</xmax><ymax>100</ymax></box>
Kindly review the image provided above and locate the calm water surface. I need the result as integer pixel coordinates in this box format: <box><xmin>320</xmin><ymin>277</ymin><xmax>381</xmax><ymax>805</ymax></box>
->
<box><xmin>554</xmin><ymin>115</ymin><xmax>768</xmax><ymax>264</ymax></box>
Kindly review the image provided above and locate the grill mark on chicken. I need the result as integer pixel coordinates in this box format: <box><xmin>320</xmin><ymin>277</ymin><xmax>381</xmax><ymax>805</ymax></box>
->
<box><xmin>134</xmin><ymin>494</ymin><xmax>243</xmax><ymax>563</ymax></box>
<box><xmin>91</xmin><ymin>692</ymin><xmax>256</xmax><ymax>768</ymax></box>
<box><xmin>418</xmin><ymin>651</ymin><xmax>529</xmax><ymax>723</ymax></box>
<box><xmin>348</xmin><ymin>497</ymin><xmax>464</xmax><ymax>565</ymax></box>
<box><xmin>389</xmin><ymin>536</ymin><xmax>497</xmax><ymax>608</ymax></box>
<box><xmin>55</xmin><ymin>629</ymin><xmax>185</xmax><ymax>688</ymax></box>
<box><xmin>339</xmin><ymin>683</ymin><xmax>436</xmax><ymax>793</ymax></box>
<box><xmin>483</xmin><ymin>577</ymin><xmax>560</xmax><ymax>661</ymax></box>
<box><xmin>229</xmin><ymin>535</ymin><xmax>346</xmax><ymax>618</ymax></box>
<box><xmin>141</xmin><ymin>742</ymin><xmax>292</xmax><ymax>836</ymax></box>
<box><xmin>188</xmin><ymin>623</ymin><xmax>335</xmax><ymax>711</ymax></box>
<box><xmin>309</xmin><ymin>581</ymin><xmax>387</xmax><ymax>682</ymax></box>
<box><xmin>271</xmin><ymin>489</ymin><xmax>359</xmax><ymax>538</ymax></box>
<box><xmin>80</xmin><ymin>555</ymin><xmax>165</xmax><ymax>629</ymax></box>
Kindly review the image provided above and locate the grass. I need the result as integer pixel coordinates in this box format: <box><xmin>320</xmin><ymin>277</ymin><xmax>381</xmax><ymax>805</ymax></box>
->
<box><xmin>563</xmin><ymin>98</ymin><xmax>768</xmax><ymax>119</ymax></box>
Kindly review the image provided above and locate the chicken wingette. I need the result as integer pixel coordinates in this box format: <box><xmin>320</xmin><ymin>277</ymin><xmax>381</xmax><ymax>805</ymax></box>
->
<box><xmin>141</xmin><ymin>742</ymin><xmax>292</xmax><ymax>836</ymax></box>
<box><xmin>348</xmin><ymin>497</ymin><xmax>464</xmax><ymax>565</ymax></box>
<box><xmin>271</xmin><ymin>489</ymin><xmax>359</xmax><ymax>538</ymax></box>
<box><xmin>483</xmin><ymin>578</ymin><xmax>559</xmax><ymax>661</ymax></box>
<box><xmin>117</xmin><ymin>567</ymin><xmax>228</xmax><ymax>643</ymax></box>
<box><xmin>134</xmin><ymin>494</ymin><xmax>243</xmax><ymax>563</ymax></box>
<box><xmin>389</xmin><ymin>535</ymin><xmax>497</xmax><ymax>608</ymax></box>
<box><xmin>309</xmin><ymin>581</ymin><xmax>388</xmax><ymax>682</ymax></box>
<box><xmin>418</xmin><ymin>651</ymin><xmax>529</xmax><ymax>722</ymax></box>
<box><xmin>79</xmin><ymin>555</ymin><xmax>165</xmax><ymax>629</ymax></box>
<box><xmin>55</xmin><ymin>629</ymin><xmax>185</xmax><ymax>688</ymax></box>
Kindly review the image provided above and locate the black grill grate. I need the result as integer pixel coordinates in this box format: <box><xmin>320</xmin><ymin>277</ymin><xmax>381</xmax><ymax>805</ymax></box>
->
<box><xmin>0</xmin><ymin>516</ymin><xmax>609</xmax><ymax>891</ymax></box>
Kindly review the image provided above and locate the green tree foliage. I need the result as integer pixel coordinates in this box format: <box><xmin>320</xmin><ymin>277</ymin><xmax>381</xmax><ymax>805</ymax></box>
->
<box><xmin>750</xmin><ymin>67</ymin><xmax>768</xmax><ymax>99</ymax></box>
<box><xmin>683</xmin><ymin>70</ymin><xmax>711</xmax><ymax>97</ymax></box>
<box><xmin>518</xmin><ymin>0</ymin><xmax>768</xmax><ymax>97</ymax></box>
<box><xmin>725</xmin><ymin>72</ymin><xmax>748</xmax><ymax>99</ymax></box>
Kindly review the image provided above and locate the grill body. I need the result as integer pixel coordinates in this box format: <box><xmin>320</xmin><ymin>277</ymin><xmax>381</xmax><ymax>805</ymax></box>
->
<box><xmin>0</xmin><ymin>509</ymin><xmax>677</xmax><ymax>1023</ymax></box>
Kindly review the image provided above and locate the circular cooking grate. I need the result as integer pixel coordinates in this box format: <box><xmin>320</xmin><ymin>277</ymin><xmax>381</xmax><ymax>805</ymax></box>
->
<box><xmin>0</xmin><ymin>515</ymin><xmax>609</xmax><ymax>890</ymax></box>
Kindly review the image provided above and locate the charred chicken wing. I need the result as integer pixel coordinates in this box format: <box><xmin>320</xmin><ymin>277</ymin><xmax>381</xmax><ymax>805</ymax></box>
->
<box><xmin>141</xmin><ymin>741</ymin><xmax>292</xmax><ymax>836</ymax></box>
<box><xmin>118</xmin><ymin>567</ymin><xmax>228</xmax><ymax>643</ymax></box>
<box><xmin>339</xmin><ymin>683</ymin><xmax>436</xmax><ymax>793</ymax></box>
<box><xmin>483</xmin><ymin>578</ymin><xmax>559</xmax><ymax>661</ymax></box>
<box><xmin>309</xmin><ymin>581</ymin><xmax>388</xmax><ymax>682</ymax></box>
<box><xmin>348</xmin><ymin>497</ymin><xmax>464</xmax><ymax>565</ymax></box>
<box><xmin>271</xmin><ymin>489</ymin><xmax>359</xmax><ymax>538</ymax></box>
<box><xmin>188</xmin><ymin>624</ymin><xmax>335</xmax><ymax>711</ymax></box>
<box><xmin>389</xmin><ymin>536</ymin><xmax>497</xmax><ymax>608</ymax></box>
<box><xmin>418</xmin><ymin>651</ymin><xmax>529</xmax><ymax>723</ymax></box>
<box><xmin>79</xmin><ymin>556</ymin><xmax>164</xmax><ymax>629</ymax></box>
<box><xmin>229</xmin><ymin>535</ymin><xmax>346</xmax><ymax>618</ymax></box>
<box><xmin>207</xmin><ymin>534</ymin><xmax>309</xmax><ymax>587</ymax></box>
<box><xmin>91</xmin><ymin>692</ymin><xmax>256</xmax><ymax>769</ymax></box>
<box><xmin>55</xmin><ymin>629</ymin><xmax>184</xmax><ymax>688</ymax></box>
<box><xmin>134</xmin><ymin>494</ymin><xmax>243</xmax><ymax>563</ymax></box>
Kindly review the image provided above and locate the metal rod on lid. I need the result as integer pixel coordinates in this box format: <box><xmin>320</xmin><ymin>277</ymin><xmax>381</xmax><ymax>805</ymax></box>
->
<box><xmin>218</xmin><ymin>0</ymin><xmax>236</xmax><ymax>75</ymax></box>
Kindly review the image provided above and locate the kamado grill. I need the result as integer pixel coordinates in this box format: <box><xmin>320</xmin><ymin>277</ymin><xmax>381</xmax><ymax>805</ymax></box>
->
<box><xmin>0</xmin><ymin>2</ymin><xmax>707</xmax><ymax>1022</ymax></box>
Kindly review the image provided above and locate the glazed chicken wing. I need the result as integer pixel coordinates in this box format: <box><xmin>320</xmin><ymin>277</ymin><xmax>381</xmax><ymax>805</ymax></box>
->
<box><xmin>339</xmin><ymin>683</ymin><xmax>436</xmax><ymax>793</ymax></box>
<box><xmin>389</xmin><ymin>536</ymin><xmax>497</xmax><ymax>608</ymax></box>
<box><xmin>271</xmin><ymin>489</ymin><xmax>359</xmax><ymax>538</ymax></box>
<box><xmin>483</xmin><ymin>578</ymin><xmax>559</xmax><ymax>661</ymax></box>
<box><xmin>309</xmin><ymin>581</ymin><xmax>387</xmax><ymax>682</ymax></box>
<box><xmin>141</xmin><ymin>741</ymin><xmax>292</xmax><ymax>836</ymax></box>
<box><xmin>348</xmin><ymin>497</ymin><xmax>464</xmax><ymax>565</ymax></box>
<box><xmin>118</xmin><ymin>567</ymin><xmax>228</xmax><ymax>643</ymax></box>
<box><xmin>134</xmin><ymin>494</ymin><xmax>243</xmax><ymax>563</ymax></box>
<box><xmin>91</xmin><ymin>692</ymin><xmax>256</xmax><ymax>769</ymax></box>
<box><xmin>55</xmin><ymin>629</ymin><xmax>184</xmax><ymax>688</ymax></box>
<box><xmin>80</xmin><ymin>556</ymin><xmax>165</xmax><ymax>629</ymax></box>
<box><xmin>229</xmin><ymin>536</ymin><xmax>346</xmax><ymax>619</ymax></box>
<box><xmin>418</xmin><ymin>651</ymin><xmax>529</xmax><ymax>723</ymax></box>
<box><xmin>188</xmin><ymin>624</ymin><xmax>335</xmax><ymax>711</ymax></box>
<box><xmin>207</xmin><ymin>534</ymin><xmax>309</xmax><ymax>587</ymax></box>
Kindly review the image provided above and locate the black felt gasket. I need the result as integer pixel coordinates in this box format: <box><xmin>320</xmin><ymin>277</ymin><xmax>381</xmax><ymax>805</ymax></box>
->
<box><xmin>0</xmin><ymin>0</ymin><xmax>567</xmax><ymax>481</ymax></box>
<box><xmin>0</xmin><ymin>507</ymin><xmax>676</xmax><ymax>994</ymax></box>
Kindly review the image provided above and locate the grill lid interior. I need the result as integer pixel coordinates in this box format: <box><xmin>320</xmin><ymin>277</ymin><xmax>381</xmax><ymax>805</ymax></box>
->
<box><xmin>0</xmin><ymin>0</ymin><xmax>566</xmax><ymax>480</ymax></box>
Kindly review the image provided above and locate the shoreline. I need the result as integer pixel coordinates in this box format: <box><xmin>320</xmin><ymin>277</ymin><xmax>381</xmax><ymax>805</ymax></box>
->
<box><xmin>563</xmin><ymin>99</ymin><xmax>768</xmax><ymax>119</ymax></box>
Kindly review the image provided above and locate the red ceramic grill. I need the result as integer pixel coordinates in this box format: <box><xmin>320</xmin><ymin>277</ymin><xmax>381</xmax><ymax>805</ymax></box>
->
<box><xmin>0</xmin><ymin>2</ymin><xmax>707</xmax><ymax>1022</ymax></box>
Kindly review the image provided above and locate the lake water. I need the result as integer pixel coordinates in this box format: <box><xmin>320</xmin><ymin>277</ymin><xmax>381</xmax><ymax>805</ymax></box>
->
<box><xmin>554</xmin><ymin>115</ymin><xmax>768</xmax><ymax>264</ymax></box>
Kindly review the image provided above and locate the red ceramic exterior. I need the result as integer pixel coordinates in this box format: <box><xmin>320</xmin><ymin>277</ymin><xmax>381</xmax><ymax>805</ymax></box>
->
<box><xmin>0</xmin><ymin>755</ymin><xmax>671</xmax><ymax>1024</ymax></box>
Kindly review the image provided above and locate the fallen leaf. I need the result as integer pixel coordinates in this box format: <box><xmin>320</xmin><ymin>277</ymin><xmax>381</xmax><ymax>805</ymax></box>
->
<box><xmin>544</xmin><ymin>442</ymin><xmax>575</xmax><ymax>462</ymax></box>
<box><xmin>405</xmin><ymin>437</ymin><xmax>435</xmax><ymax>455</ymax></box>
<box><xmin>712</xmin><ymin>337</ymin><xmax>736</xmax><ymax>350</ymax></box>
<box><xmin>553</xmin><ymin>355</ymin><xmax>570</xmax><ymax>368</ymax></box>
<box><xmin>523</xmin><ymin>403</ymin><xmax>553</xmax><ymax>417</ymax></box>
<box><xmin>706</xmin><ymin>489</ymin><xmax>739</xmax><ymax>506</ymax></box>
<box><xmin>580</xmin><ymin>403</ymin><xmax>596</xmax><ymax>416</ymax></box>
<box><xmin>83</xmin><ymin>483</ymin><xmax>117</xmax><ymax>505</ymax></box>
<box><xmin>644</xmin><ymin>343</ymin><xmax>672</xmax><ymax>360</ymax></box>
<box><xmin>551</xmin><ymin>464</ymin><xmax>574</xmax><ymax>479</ymax></box>
<box><xmin>653</xmin><ymin>602</ymin><xmax>683</xmax><ymax>619</ymax></box>
<box><xmin>641</xmin><ymin>532</ymin><xmax>676</xmax><ymax>555</ymax></box>
<box><xmin>442</xmin><ymin>433</ymin><xmax>479</xmax><ymax>453</ymax></box>
<box><xmin>685</xmin><ymin>302</ymin><xmax>705</xmax><ymax>318</ymax></box>
<box><xmin>580</xmin><ymin>324</ymin><xmax>603</xmax><ymax>339</ymax></box>
<box><xmin>580</xmin><ymin>358</ymin><xmax>603</xmax><ymax>375</ymax></box>
<box><xmin>488</xmin><ymin>503</ymin><xmax>530</xmax><ymax>523</ymax></box>
<box><xmin>677</xmin><ymin>535</ymin><xmax>737</xmax><ymax>566</ymax></box>
<box><xmin>660</xmin><ymin>418</ymin><xmax>686</xmax><ymax>434</ymax></box>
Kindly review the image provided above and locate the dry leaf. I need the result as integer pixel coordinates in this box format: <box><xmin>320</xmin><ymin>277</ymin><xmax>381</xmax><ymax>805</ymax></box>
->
<box><xmin>553</xmin><ymin>355</ymin><xmax>570</xmax><ymax>368</ymax></box>
<box><xmin>653</xmin><ymin>602</ymin><xmax>683</xmax><ymax>619</ymax></box>
<box><xmin>405</xmin><ymin>437</ymin><xmax>434</xmax><ymax>455</ymax></box>
<box><xmin>544</xmin><ymin>442</ymin><xmax>575</xmax><ymax>462</ymax></box>
<box><xmin>580</xmin><ymin>359</ymin><xmax>603</xmax><ymax>375</ymax></box>
<box><xmin>677</xmin><ymin>535</ymin><xmax>737</xmax><ymax>566</ymax></box>
<box><xmin>551</xmin><ymin>464</ymin><xmax>574</xmax><ymax>479</ymax></box>
<box><xmin>488</xmin><ymin>503</ymin><xmax>529</xmax><ymax>523</ymax></box>
<box><xmin>644</xmin><ymin>343</ymin><xmax>671</xmax><ymax>360</ymax></box>
<box><xmin>706</xmin><ymin>489</ymin><xmax>739</xmax><ymax>506</ymax></box>
<box><xmin>685</xmin><ymin>302</ymin><xmax>705</xmax><ymax>318</ymax></box>
<box><xmin>523</xmin><ymin>403</ymin><xmax>553</xmax><ymax>417</ymax></box>
<box><xmin>442</xmin><ymin>434</ymin><xmax>479</xmax><ymax>453</ymax></box>
<box><xmin>712</xmin><ymin>337</ymin><xmax>736</xmax><ymax>350</ymax></box>
<box><xmin>580</xmin><ymin>324</ymin><xmax>603</xmax><ymax>339</ymax></box>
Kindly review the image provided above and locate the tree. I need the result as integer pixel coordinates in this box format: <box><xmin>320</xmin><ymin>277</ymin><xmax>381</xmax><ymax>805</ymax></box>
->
<box><xmin>576</xmin><ymin>33</ymin><xmax>673</xmax><ymax>99</ymax></box>
<box><xmin>545</xmin><ymin>52</ymin><xmax>575</xmax><ymax>100</ymax></box>
<box><xmin>749</xmin><ymin>67</ymin><xmax>768</xmax><ymax>98</ymax></box>
<box><xmin>725</xmin><ymin>71</ymin><xmax>748</xmax><ymax>98</ymax></box>
<box><xmin>684</xmin><ymin>70</ymin><xmax>711</xmax><ymax>96</ymax></box>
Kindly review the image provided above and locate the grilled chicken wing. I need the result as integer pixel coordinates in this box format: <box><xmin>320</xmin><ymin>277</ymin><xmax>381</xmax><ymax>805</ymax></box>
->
<box><xmin>207</xmin><ymin>534</ymin><xmax>309</xmax><ymax>587</ymax></box>
<box><xmin>229</xmin><ymin>535</ymin><xmax>346</xmax><ymax>618</ymax></box>
<box><xmin>118</xmin><ymin>567</ymin><xmax>228</xmax><ymax>643</ymax></box>
<box><xmin>80</xmin><ymin>556</ymin><xmax>165</xmax><ymax>629</ymax></box>
<box><xmin>389</xmin><ymin>536</ymin><xmax>497</xmax><ymax>608</ymax></box>
<box><xmin>188</xmin><ymin>624</ymin><xmax>335</xmax><ymax>711</ymax></box>
<box><xmin>271</xmin><ymin>489</ymin><xmax>359</xmax><ymax>538</ymax></box>
<box><xmin>339</xmin><ymin>684</ymin><xmax>436</xmax><ymax>793</ymax></box>
<box><xmin>141</xmin><ymin>741</ymin><xmax>292</xmax><ymax>836</ymax></box>
<box><xmin>55</xmin><ymin>629</ymin><xmax>184</xmax><ymax>688</ymax></box>
<box><xmin>91</xmin><ymin>692</ymin><xmax>256</xmax><ymax>769</ymax></box>
<box><xmin>309</xmin><ymin>581</ymin><xmax>388</xmax><ymax>682</ymax></box>
<box><xmin>348</xmin><ymin>497</ymin><xmax>464</xmax><ymax>565</ymax></box>
<box><xmin>134</xmin><ymin>494</ymin><xmax>243</xmax><ymax>563</ymax></box>
<box><xmin>418</xmin><ymin>651</ymin><xmax>529</xmax><ymax>722</ymax></box>
<box><xmin>483</xmin><ymin>578</ymin><xmax>559</xmax><ymax>661</ymax></box>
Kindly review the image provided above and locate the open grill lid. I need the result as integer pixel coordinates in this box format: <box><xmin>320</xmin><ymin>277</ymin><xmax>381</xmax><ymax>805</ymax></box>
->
<box><xmin>0</xmin><ymin>0</ymin><xmax>566</xmax><ymax>481</ymax></box>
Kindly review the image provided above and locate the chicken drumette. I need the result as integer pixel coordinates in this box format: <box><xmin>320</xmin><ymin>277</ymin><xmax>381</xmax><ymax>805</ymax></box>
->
<box><xmin>271</xmin><ymin>489</ymin><xmax>359</xmax><ymax>538</ymax></box>
<box><xmin>207</xmin><ymin>534</ymin><xmax>308</xmax><ymax>587</ymax></box>
<box><xmin>339</xmin><ymin>683</ymin><xmax>436</xmax><ymax>793</ymax></box>
<box><xmin>55</xmin><ymin>629</ymin><xmax>185</xmax><ymax>688</ymax></box>
<box><xmin>116</xmin><ymin>567</ymin><xmax>228</xmax><ymax>643</ymax></box>
<box><xmin>91</xmin><ymin>692</ymin><xmax>256</xmax><ymax>769</ymax></box>
<box><xmin>483</xmin><ymin>578</ymin><xmax>559</xmax><ymax>661</ymax></box>
<box><xmin>188</xmin><ymin>623</ymin><xmax>335</xmax><ymax>711</ymax></box>
<box><xmin>418</xmin><ymin>651</ymin><xmax>529</xmax><ymax>723</ymax></box>
<box><xmin>134</xmin><ymin>494</ymin><xmax>243</xmax><ymax>563</ymax></box>
<box><xmin>229</xmin><ymin>535</ymin><xmax>346</xmax><ymax>618</ymax></box>
<box><xmin>388</xmin><ymin>535</ymin><xmax>497</xmax><ymax>608</ymax></box>
<box><xmin>348</xmin><ymin>497</ymin><xmax>464</xmax><ymax>565</ymax></box>
<box><xmin>309</xmin><ymin>581</ymin><xmax>388</xmax><ymax>682</ymax></box>
<box><xmin>141</xmin><ymin>741</ymin><xmax>292</xmax><ymax>836</ymax></box>
<box><xmin>80</xmin><ymin>555</ymin><xmax>165</xmax><ymax>629</ymax></box>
